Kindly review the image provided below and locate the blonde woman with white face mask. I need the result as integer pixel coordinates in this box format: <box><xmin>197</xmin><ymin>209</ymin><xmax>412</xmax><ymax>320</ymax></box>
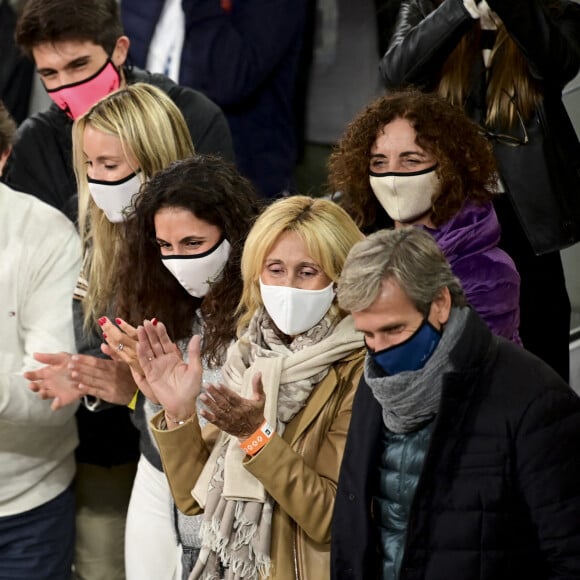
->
<box><xmin>329</xmin><ymin>89</ymin><xmax>522</xmax><ymax>346</ymax></box>
<box><xmin>25</xmin><ymin>83</ymin><xmax>197</xmax><ymax>580</ymax></box>
<box><xmin>134</xmin><ymin>195</ymin><xmax>366</xmax><ymax>580</ymax></box>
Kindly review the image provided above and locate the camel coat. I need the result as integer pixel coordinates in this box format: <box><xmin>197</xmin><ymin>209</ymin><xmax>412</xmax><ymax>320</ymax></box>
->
<box><xmin>151</xmin><ymin>348</ymin><xmax>364</xmax><ymax>579</ymax></box>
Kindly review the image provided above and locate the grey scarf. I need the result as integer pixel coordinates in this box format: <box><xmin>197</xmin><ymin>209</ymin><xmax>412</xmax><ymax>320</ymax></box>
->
<box><xmin>365</xmin><ymin>307</ymin><xmax>469</xmax><ymax>433</ymax></box>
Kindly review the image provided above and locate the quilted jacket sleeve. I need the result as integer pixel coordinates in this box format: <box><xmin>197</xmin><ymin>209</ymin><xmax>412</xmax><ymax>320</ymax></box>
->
<box><xmin>514</xmin><ymin>382</ymin><xmax>580</xmax><ymax>578</ymax></box>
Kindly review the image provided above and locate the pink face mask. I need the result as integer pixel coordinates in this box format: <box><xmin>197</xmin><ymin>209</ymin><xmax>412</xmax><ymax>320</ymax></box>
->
<box><xmin>46</xmin><ymin>59</ymin><xmax>121</xmax><ymax>119</ymax></box>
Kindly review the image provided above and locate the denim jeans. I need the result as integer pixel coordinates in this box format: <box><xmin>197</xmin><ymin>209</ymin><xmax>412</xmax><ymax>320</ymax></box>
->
<box><xmin>0</xmin><ymin>485</ymin><xmax>75</xmax><ymax>580</ymax></box>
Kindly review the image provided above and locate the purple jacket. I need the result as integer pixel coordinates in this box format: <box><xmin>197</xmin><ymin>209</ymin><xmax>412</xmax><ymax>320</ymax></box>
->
<box><xmin>424</xmin><ymin>200</ymin><xmax>522</xmax><ymax>344</ymax></box>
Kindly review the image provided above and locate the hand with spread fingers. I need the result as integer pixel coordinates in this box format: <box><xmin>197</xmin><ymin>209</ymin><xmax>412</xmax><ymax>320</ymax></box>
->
<box><xmin>136</xmin><ymin>319</ymin><xmax>202</xmax><ymax>424</ymax></box>
<box><xmin>200</xmin><ymin>372</ymin><xmax>266</xmax><ymax>439</ymax></box>
<box><xmin>69</xmin><ymin>355</ymin><xmax>139</xmax><ymax>406</ymax></box>
<box><xmin>24</xmin><ymin>351</ymin><xmax>82</xmax><ymax>410</ymax></box>
<box><xmin>98</xmin><ymin>316</ymin><xmax>143</xmax><ymax>375</ymax></box>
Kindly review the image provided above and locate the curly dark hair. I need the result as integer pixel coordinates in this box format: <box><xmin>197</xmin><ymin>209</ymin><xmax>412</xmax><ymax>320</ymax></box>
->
<box><xmin>327</xmin><ymin>89</ymin><xmax>498</xmax><ymax>231</ymax></box>
<box><xmin>117</xmin><ymin>155</ymin><xmax>262</xmax><ymax>366</ymax></box>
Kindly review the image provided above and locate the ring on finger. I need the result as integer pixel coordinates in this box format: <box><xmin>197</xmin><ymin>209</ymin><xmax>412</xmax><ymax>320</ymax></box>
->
<box><xmin>117</xmin><ymin>343</ymin><xmax>124</xmax><ymax>352</ymax></box>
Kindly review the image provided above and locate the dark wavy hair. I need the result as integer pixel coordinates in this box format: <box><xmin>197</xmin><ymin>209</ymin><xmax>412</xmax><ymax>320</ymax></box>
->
<box><xmin>15</xmin><ymin>0</ymin><xmax>123</xmax><ymax>56</ymax></box>
<box><xmin>117</xmin><ymin>155</ymin><xmax>262</xmax><ymax>366</ymax></box>
<box><xmin>328</xmin><ymin>89</ymin><xmax>498</xmax><ymax>231</ymax></box>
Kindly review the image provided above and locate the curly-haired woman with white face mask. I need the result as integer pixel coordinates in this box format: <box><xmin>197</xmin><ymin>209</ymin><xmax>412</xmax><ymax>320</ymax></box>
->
<box><xmin>329</xmin><ymin>89</ymin><xmax>522</xmax><ymax>347</ymax></box>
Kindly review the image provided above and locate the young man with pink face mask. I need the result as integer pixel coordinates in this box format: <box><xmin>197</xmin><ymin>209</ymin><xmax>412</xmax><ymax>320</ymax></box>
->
<box><xmin>1</xmin><ymin>0</ymin><xmax>234</xmax><ymax>223</ymax></box>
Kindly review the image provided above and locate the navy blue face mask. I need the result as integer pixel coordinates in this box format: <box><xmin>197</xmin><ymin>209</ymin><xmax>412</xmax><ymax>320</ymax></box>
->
<box><xmin>368</xmin><ymin>319</ymin><xmax>442</xmax><ymax>376</ymax></box>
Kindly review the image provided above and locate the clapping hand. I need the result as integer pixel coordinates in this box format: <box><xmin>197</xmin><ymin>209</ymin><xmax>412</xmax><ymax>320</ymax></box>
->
<box><xmin>136</xmin><ymin>320</ymin><xmax>202</xmax><ymax>424</ymax></box>
<box><xmin>70</xmin><ymin>355</ymin><xmax>138</xmax><ymax>405</ymax></box>
<box><xmin>25</xmin><ymin>352</ymin><xmax>80</xmax><ymax>410</ymax></box>
<box><xmin>200</xmin><ymin>372</ymin><xmax>266</xmax><ymax>439</ymax></box>
<box><xmin>98</xmin><ymin>316</ymin><xmax>142</xmax><ymax>374</ymax></box>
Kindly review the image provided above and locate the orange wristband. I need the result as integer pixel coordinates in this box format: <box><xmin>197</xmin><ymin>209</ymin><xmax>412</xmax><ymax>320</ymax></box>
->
<box><xmin>240</xmin><ymin>420</ymin><xmax>274</xmax><ymax>456</ymax></box>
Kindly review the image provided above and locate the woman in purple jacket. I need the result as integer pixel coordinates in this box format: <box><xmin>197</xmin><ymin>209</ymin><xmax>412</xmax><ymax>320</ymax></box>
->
<box><xmin>329</xmin><ymin>88</ymin><xmax>521</xmax><ymax>343</ymax></box>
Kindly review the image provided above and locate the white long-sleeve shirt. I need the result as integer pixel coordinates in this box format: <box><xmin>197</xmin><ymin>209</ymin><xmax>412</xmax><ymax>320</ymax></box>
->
<box><xmin>0</xmin><ymin>182</ymin><xmax>81</xmax><ymax>515</ymax></box>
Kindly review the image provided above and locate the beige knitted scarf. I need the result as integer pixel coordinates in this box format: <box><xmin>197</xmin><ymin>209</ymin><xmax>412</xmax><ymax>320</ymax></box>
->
<box><xmin>188</xmin><ymin>308</ymin><xmax>363</xmax><ymax>580</ymax></box>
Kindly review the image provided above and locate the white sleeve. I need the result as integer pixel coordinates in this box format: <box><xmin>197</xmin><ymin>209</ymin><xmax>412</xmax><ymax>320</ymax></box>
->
<box><xmin>0</xmin><ymin>210</ymin><xmax>82</xmax><ymax>426</ymax></box>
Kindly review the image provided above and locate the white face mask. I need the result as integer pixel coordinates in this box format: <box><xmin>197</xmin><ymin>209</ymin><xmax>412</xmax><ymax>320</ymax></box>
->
<box><xmin>88</xmin><ymin>172</ymin><xmax>142</xmax><ymax>223</ymax></box>
<box><xmin>161</xmin><ymin>238</ymin><xmax>231</xmax><ymax>298</ymax></box>
<box><xmin>259</xmin><ymin>278</ymin><xmax>335</xmax><ymax>336</ymax></box>
<box><xmin>369</xmin><ymin>165</ymin><xmax>440</xmax><ymax>223</ymax></box>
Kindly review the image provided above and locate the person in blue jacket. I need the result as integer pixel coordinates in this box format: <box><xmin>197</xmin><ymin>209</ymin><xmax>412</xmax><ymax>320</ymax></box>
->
<box><xmin>121</xmin><ymin>0</ymin><xmax>308</xmax><ymax>199</ymax></box>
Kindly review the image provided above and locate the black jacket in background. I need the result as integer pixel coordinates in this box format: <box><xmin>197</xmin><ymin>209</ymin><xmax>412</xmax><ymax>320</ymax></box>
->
<box><xmin>122</xmin><ymin>0</ymin><xmax>307</xmax><ymax>199</ymax></box>
<box><xmin>2</xmin><ymin>67</ymin><xmax>235</xmax><ymax>223</ymax></box>
<box><xmin>72</xmin><ymin>301</ymin><xmax>140</xmax><ymax>467</ymax></box>
<box><xmin>0</xmin><ymin>0</ymin><xmax>34</xmax><ymax>125</ymax></box>
<box><xmin>332</xmin><ymin>309</ymin><xmax>580</xmax><ymax>580</ymax></box>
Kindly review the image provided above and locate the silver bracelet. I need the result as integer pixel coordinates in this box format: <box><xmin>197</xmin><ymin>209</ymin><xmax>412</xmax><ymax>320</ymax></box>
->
<box><xmin>165</xmin><ymin>411</ymin><xmax>191</xmax><ymax>425</ymax></box>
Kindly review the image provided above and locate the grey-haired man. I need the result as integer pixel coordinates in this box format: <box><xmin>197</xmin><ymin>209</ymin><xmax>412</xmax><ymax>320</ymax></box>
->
<box><xmin>332</xmin><ymin>227</ymin><xmax>580</xmax><ymax>580</ymax></box>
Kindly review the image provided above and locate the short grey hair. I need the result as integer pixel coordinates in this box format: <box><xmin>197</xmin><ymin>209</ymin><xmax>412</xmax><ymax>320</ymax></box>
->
<box><xmin>337</xmin><ymin>227</ymin><xmax>467</xmax><ymax>316</ymax></box>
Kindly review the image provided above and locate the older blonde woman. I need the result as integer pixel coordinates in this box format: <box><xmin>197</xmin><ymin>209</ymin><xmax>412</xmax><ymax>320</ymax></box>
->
<box><xmin>137</xmin><ymin>196</ymin><xmax>366</xmax><ymax>579</ymax></box>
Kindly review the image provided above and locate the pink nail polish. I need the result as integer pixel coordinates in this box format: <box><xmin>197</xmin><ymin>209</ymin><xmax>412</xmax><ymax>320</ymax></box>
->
<box><xmin>103</xmin><ymin>333</ymin><xmax>108</xmax><ymax>340</ymax></box>
<box><xmin>98</xmin><ymin>317</ymin><xmax>106</xmax><ymax>326</ymax></box>
<box><xmin>115</xmin><ymin>318</ymin><xmax>122</xmax><ymax>325</ymax></box>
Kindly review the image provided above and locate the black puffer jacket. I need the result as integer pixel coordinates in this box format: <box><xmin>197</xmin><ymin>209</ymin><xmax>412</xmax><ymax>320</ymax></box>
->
<box><xmin>2</xmin><ymin>67</ymin><xmax>234</xmax><ymax>222</ymax></box>
<box><xmin>332</xmin><ymin>309</ymin><xmax>580</xmax><ymax>580</ymax></box>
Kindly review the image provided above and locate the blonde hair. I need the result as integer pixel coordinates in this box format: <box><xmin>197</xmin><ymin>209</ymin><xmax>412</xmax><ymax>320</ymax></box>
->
<box><xmin>72</xmin><ymin>83</ymin><xmax>195</xmax><ymax>330</ymax></box>
<box><xmin>237</xmin><ymin>195</ymin><xmax>364</xmax><ymax>331</ymax></box>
